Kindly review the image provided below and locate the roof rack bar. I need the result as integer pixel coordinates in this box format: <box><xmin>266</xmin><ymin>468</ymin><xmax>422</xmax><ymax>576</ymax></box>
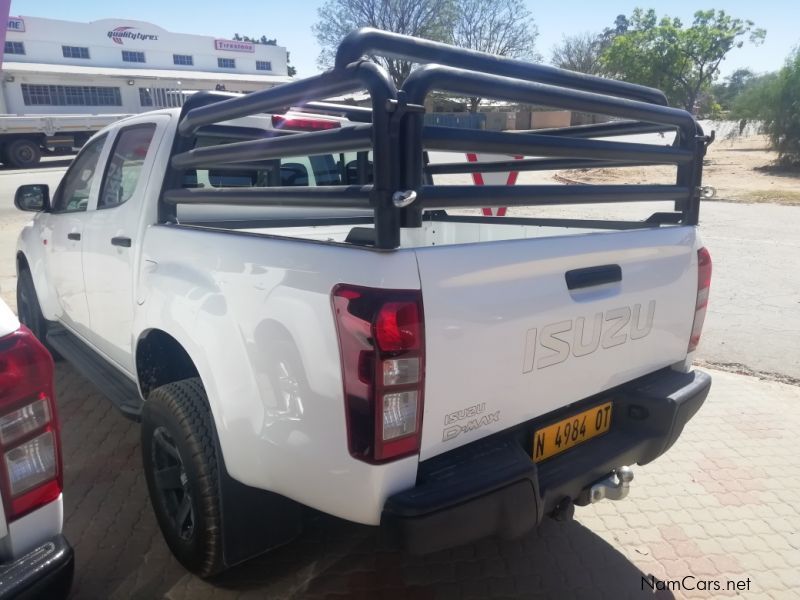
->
<box><xmin>190</xmin><ymin>161</ymin><xmax>279</xmax><ymax>171</ymax></box>
<box><xmin>426</xmin><ymin>157</ymin><xmax>660</xmax><ymax>175</ymax></box>
<box><xmin>416</xmin><ymin>184</ymin><xmax>689</xmax><ymax>209</ymax></box>
<box><xmin>163</xmin><ymin>185</ymin><xmax>373</xmax><ymax>209</ymax></box>
<box><xmin>404</xmin><ymin>66</ymin><xmax>697</xmax><ymax>138</ymax></box>
<box><xmin>523</xmin><ymin>120</ymin><xmax>677</xmax><ymax>138</ymax></box>
<box><xmin>423</xmin><ymin>127</ymin><xmax>693</xmax><ymax>164</ymax></box>
<box><xmin>178</xmin><ymin>61</ymin><xmax>394</xmax><ymax>137</ymax></box>
<box><xmin>427</xmin><ymin>213</ymin><xmax>661</xmax><ymax>230</ymax></box>
<box><xmin>182</xmin><ymin>216</ymin><xmax>375</xmax><ymax>229</ymax></box>
<box><xmin>336</xmin><ymin>28</ymin><xmax>668</xmax><ymax>105</ymax></box>
<box><xmin>195</xmin><ymin>124</ymin><xmax>294</xmax><ymax>141</ymax></box>
<box><xmin>172</xmin><ymin>124</ymin><xmax>372</xmax><ymax>170</ymax></box>
<box><xmin>297</xmin><ymin>101</ymin><xmax>373</xmax><ymax>123</ymax></box>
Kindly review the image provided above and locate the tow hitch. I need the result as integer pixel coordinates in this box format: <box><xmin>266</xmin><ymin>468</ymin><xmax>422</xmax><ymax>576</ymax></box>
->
<box><xmin>587</xmin><ymin>466</ymin><xmax>634</xmax><ymax>503</ymax></box>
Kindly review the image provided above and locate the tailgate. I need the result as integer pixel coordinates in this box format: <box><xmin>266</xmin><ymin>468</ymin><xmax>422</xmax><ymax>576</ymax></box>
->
<box><xmin>414</xmin><ymin>226</ymin><xmax>700</xmax><ymax>460</ymax></box>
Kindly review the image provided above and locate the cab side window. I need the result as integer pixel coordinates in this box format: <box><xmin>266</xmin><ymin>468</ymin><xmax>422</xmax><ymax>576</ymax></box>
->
<box><xmin>98</xmin><ymin>124</ymin><xmax>156</xmax><ymax>209</ymax></box>
<box><xmin>52</xmin><ymin>134</ymin><xmax>107</xmax><ymax>213</ymax></box>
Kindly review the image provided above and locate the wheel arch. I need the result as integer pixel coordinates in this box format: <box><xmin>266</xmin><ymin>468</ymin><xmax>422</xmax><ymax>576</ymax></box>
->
<box><xmin>16</xmin><ymin>228</ymin><xmax>59</xmax><ymax>321</ymax></box>
<box><xmin>135</xmin><ymin>328</ymin><xmax>200</xmax><ymax>400</ymax></box>
<box><xmin>16</xmin><ymin>251</ymin><xmax>30</xmax><ymax>274</ymax></box>
<box><xmin>135</xmin><ymin>326</ymin><xmax>302</xmax><ymax>568</ymax></box>
<box><xmin>2</xmin><ymin>133</ymin><xmax>47</xmax><ymax>149</ymax></box>
<box><xmin>16</xmin><ymin>249</ymin><xmax>52</xmax><ymax>319</ymax></box>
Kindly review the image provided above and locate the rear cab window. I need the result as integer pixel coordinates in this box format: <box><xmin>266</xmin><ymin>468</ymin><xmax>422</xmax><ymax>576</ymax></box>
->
<box><xmin>184</xmin><ymin>129</ymin><xmax>373</xmax><ymax>191</ymax></box>
<box><xmin>99</xmin><ymin>124</ymin><xmax>157</xmax><ymax>209</ymax></box>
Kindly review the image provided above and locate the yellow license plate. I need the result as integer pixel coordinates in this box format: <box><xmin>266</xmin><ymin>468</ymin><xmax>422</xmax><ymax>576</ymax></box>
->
<box><xmin>533</xmin><ymin>401</ymin><xmax>613</xmax><ymax>463</ymax></box>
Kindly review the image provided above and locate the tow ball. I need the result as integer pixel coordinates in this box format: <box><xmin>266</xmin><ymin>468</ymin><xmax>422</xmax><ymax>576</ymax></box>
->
<box><xmin>589</xmin><ymin>466</ymin><xmax>634</xmax><ymax>503</ymax></box>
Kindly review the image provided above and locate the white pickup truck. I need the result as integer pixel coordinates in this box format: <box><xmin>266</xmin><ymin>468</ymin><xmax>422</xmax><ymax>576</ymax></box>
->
<box><xmin>14</xmin><ymin>29</ymin><xmax>712</xmax><ymax>577</ymax></box>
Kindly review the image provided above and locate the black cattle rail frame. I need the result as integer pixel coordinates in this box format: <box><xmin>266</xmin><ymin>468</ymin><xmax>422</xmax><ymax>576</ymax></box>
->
<box><xmin>159</xmin><ymin>28</ymin><xmax>712</xmax><ymax>250</ymax></box>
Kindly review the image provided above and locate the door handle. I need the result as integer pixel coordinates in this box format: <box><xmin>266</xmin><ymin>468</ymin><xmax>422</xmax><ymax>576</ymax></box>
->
<box><xmin>111</xmin><ymin>236</ymin><xmax>132</xmax><ymax>248</ymax></box>
<box><xmin>565</xmin><ymin>264</ymin><xmax>622</xmax><ymax>290</ymax></box>
<box><xmin>67</xmin><ymin>232</ymin><xmax>81</xmax><ymax>241</ymax></box>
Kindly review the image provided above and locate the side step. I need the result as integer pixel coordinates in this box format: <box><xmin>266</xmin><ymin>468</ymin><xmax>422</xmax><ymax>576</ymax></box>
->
<box><xmin>47</xmin><ymin>325</ymin><xmax>142</xmax><ymax>421</ymax></box>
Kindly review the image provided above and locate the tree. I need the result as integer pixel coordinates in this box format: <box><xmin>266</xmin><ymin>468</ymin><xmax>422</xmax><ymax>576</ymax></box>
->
<box><xmin>313</xmin><ymin>0</ymin><xmax>456</xmax><ymax>87</ymax></box>
<box><xmin>601</xmin><ymin>9</ymin><xmax>765</xmax><ymax>111</ymax></box>
<box><xmin>600</xmin><ymin>14</ymin><xmax>630</xmax><ymax>46</ymax></box>
<box><xmin>733</xmin><ymin>49</ymin><xmax>800</xmax><ymax>168</ymax></box>
<box><xmin>551</xmin><ymin>32</ymin><xmax>604</xmax><ymax>75</ymax></box>
<box><xmin>711</xmin><ymin>68</ymin><xmax>757</xmax><ymax>112</ymax></box>
<box><xmin>233</xmin><ymin>34</ymin><xmax>278</xmax><ymax>46</ymax></box>
<box><xmin>451</xmin><ymin>0</ymin><xmax>539</xmax><ymax>111</ymax></box>
<box><xmin>232</xmin><ymin>34</ymin><xmax>297</xmax><ymax>76</ymax></box>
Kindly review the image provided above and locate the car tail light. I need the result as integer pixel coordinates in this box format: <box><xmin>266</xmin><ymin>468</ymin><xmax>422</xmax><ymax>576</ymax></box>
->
<box><xmin>332</xmin><ymin>285</ymin><xmax>424</xmax><ymax>463</ymax></box>
<box><xmin>688</xmin><ymin>247</ymin><xmax>712</xmax><ymax>352</ymax></box>
<box><xmin>272</xmin><ymin>114</ymin><xmax>340</xmax><ymax>131</ymax></box>
<box><xmin>0</xmin><ymin>326</ymin><xmax>62</xmax><ymax>521</ymax></box>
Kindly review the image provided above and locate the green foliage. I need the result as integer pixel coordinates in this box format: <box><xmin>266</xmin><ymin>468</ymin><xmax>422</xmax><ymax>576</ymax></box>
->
<box><xmin>733</xmin><ymin>49</ymin><xmax>800</xmax><ymax>168</ymax></box>
<box><xmin>712</xmin><ymin>68</ymin><xmax>757</xmax><ymax>111</ymax></box>
<box><xmin>600</xmin><ymin>8</ymin><xmax>765</xmax><ymax>111</ymax></box>
<box><xmin>233</xmin><ymin>34</ymin><xmax>278</xmax><ymax>46</ymax></box>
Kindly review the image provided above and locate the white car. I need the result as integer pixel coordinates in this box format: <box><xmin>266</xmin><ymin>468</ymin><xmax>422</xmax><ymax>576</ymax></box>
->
<box><xmin>0</xmin><ymin>300</ymin><xmax>73</xmax><ymax>598</ymax></box>
<box><xmin>13</xmin><ymin>29</ymin><xmax>712</xmax><ymax>577</ymax></box>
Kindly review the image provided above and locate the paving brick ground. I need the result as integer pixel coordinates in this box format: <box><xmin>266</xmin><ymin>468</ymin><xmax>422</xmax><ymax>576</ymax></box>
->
<box><xmin>56</xmin><ymin>364</ymin><xmax>799</xmax><ymax>600</ymax></box>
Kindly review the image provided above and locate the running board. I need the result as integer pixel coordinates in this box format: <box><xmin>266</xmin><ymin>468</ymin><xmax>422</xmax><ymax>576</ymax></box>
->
<box><xmin>47</xmin><ymin>325</ymin><xmax>142</xmax><ymax>421</ymax></box>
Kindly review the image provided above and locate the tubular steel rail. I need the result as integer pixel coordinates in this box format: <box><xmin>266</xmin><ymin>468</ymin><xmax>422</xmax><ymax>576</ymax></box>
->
<box><xmin>160</xmin><ymin>28</ymin><xmax>710</xmax><ymax>249</ymax></box>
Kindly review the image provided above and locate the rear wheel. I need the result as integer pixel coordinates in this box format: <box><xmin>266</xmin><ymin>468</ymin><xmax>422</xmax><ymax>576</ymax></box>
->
<box><xmin>6</xmin><ymin>138</ymin><xmax>42</xmax><ymax>169</ymax></box>
<box><xmin>141</xmin><ymin>378</ymin><xmax>226</xmax><ymax>577</ymax></box>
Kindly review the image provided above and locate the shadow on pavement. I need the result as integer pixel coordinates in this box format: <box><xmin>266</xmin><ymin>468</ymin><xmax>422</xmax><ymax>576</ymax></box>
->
<box><xmin>203</xmin><ymin>514</ymin><xmax>675</xmax><ymax>600</ymax></box>
<box><xmin>55</xmin><ymin>363</ymin><xmax>673</xmax><ymax>600</ymax></box>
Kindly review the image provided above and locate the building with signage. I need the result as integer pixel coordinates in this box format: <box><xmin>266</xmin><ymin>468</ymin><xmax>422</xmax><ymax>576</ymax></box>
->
<box><xmin>1</xmin><ymin>15</ymin><xmax>292</xmax><ymax>115</ymax></box>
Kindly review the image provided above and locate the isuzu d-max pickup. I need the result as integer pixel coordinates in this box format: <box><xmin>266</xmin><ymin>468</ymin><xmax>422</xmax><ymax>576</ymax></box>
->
<box><xmin>14</xmin><ymin>29</ymin><xmax>712</xmax><ymax>576</ymax></box>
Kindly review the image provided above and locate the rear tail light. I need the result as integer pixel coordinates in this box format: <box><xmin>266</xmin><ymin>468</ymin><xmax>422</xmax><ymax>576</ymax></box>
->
<box><xmin>332</xmin><ymin>285</ymin><xmax>425</xmax><ymax>463</ymax></box>
<box><xmin>688</xmin><ymin>247</ymin><xmax>712</xmax><ymax>352</ymax></box>
<box><xmin>0</xmin><ymin>326</ymin><xmax>62</xmax><ymax>521</ymax></box>
<box><xmin>271</xmin><ymin>114</ymin><xmax>341</xmax><ymax>131</ymax></box>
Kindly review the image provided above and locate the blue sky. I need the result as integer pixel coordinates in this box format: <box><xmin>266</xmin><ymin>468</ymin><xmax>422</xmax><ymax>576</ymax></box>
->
<box><xmin>12</xmin><ymin>0</ymin><xmax>800</xmax><ymax>78</ymax></box>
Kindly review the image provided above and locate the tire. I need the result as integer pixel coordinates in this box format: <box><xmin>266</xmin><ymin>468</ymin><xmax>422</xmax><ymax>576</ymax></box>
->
<box><xmin>6</xmin><ymin>138</ymin><xmax>42</xmax><ymax>169</ymax></box>
<box><xmin>141</xmin><ymin>378</ymin><xmax>226</xmax><ymax>577</ymax></box>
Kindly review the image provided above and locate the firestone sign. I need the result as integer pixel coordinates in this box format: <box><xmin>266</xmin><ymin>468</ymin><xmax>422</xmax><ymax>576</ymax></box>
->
<box><xmin>214</xmin><ymin>39</ymin><xmax>255</xmax><ymax>53</ymax></box>
<box><xmin>7</xmin><ymin>17</ymin><xmax>25</xmax><ymax>32</ymax></box>
<box><xmin>107</xmin><ymin>26</ymin><xmax>159</xmax><ymax>45</ymax></box>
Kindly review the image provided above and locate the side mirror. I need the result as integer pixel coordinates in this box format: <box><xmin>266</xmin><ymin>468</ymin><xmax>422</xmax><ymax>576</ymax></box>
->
<box><xmin>14</xmin><ymin>184</ymin><xmax>50</xmax><ymax>212</ymax></box>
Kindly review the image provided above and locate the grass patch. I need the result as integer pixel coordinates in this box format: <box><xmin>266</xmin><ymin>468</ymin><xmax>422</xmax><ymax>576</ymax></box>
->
<box><xmin>736</xmin><ymin>189</ymin><xmax>800</xmax><ymax>205</ymax></box>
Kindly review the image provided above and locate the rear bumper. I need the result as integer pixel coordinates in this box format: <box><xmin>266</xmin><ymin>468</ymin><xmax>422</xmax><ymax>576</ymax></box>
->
<box><xmin>0</xmin><ymin>535</ymin><xmax>74</xmax><ymax>599</ymax></box>
<box><xmin>382</xmin><ymin>368</ymin><xmax>711</xmax><ymax>554</ymax></box>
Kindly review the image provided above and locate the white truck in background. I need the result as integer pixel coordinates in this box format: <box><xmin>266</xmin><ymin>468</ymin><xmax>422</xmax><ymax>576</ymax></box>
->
<box><xmin>13</xmin><ymin>29</ymin><xmax>713</xmax><ymax>577</ymax></box>
<box><xmin>0</xmin><ymin>113</ymin><xmax>130</xmax><ymax>168</ymax></box>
